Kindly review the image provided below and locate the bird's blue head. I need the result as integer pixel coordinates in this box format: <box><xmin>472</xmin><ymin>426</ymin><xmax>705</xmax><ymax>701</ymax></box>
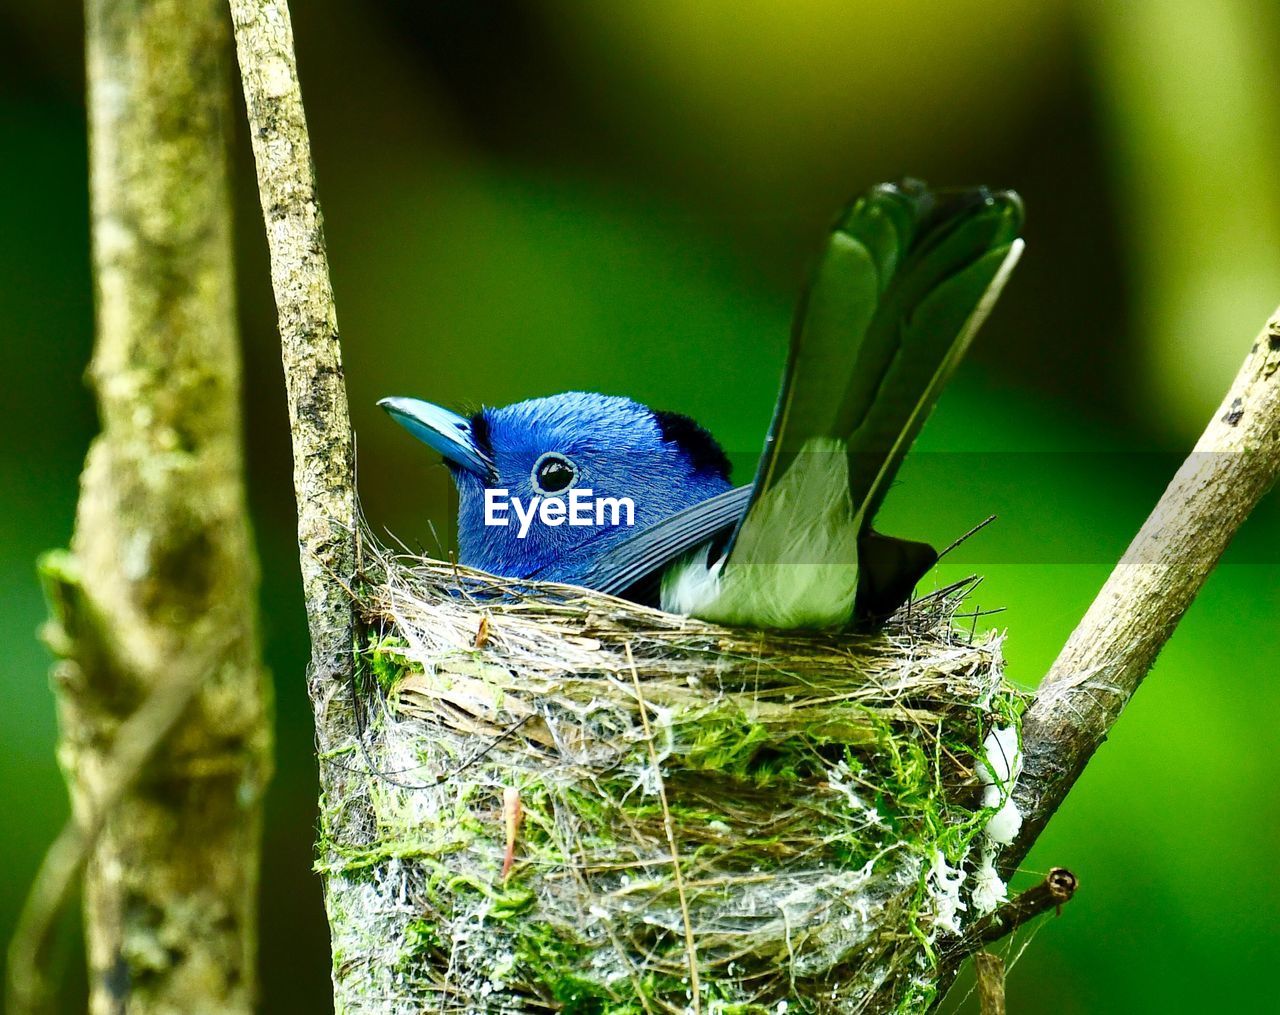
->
<box><xmin>379</xmin><ymin>392</ymin><xmax>733</xmax><ymax>583</ymax></box>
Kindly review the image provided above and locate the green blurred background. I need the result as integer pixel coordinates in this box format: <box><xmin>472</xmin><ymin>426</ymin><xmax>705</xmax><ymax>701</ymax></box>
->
<box><xmin>3</xmin><ymin>1</ymin><xmax>1278</xmax><ymax>1011</ymax></box>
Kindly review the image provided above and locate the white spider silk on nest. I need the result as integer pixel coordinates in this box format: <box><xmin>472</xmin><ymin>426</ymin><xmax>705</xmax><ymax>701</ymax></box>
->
<box><xmin>972</xmin><ymin>725</ymin><xmax>1024</xmax><ymax>915</ymax></box>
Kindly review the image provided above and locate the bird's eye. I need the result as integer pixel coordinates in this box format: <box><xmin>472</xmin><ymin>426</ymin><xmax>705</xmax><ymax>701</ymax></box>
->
<box><xmin>531</xmin><ymin>452</ymin><xmax>578</xmax><ymax>494</ymax></box>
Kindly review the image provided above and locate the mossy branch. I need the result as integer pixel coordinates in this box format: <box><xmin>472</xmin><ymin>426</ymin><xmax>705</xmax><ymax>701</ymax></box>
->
<box><xmin>1013</xmin><ymin>311</ymin><xmax>1280</xmax><ymax>857</ymax></box>
<box><xmin>8</xmin><ymin>1</ymin><xmax>272</xmax><ymax>1012</ymax></box>
<box><xmin>7</xmin><ymin>616</ymin><xmax>232</xmax><ymax>1014</ymax></box>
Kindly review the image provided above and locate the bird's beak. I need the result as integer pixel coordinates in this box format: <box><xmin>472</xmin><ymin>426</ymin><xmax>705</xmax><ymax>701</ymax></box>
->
<box><xmin>377</xmin><ymin>396</ymin><xmax>495</xmax><ymax>479</ymax></box>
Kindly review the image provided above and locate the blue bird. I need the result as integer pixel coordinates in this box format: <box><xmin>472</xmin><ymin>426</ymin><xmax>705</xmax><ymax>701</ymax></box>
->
<box><xmin>377</xmin><ymin>391</ymin><xmax>734</xmax><ymax>584</ymax></box>
<box><xmin>380</xmin><ymin>181</ymin><xmax>1023</xmax><ymax>629</ymax></box>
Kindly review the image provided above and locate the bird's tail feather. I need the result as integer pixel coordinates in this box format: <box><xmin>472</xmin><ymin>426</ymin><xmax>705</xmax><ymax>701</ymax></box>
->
<box><xmin>726</xmin><ymin>181</ymin><xmax>1024</xmax><ymax>619</ymax></box>
<box><xmin>839</xmin><ymin>188</ymin><xmax>1024</xmax><ymax>520</ymax></box>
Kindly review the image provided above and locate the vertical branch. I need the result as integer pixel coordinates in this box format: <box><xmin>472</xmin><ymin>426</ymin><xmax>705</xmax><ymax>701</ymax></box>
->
<box><xmin>9</xmin><ymin>0</ymin><xmax>273</xmax><ymax>1012</ymax></box>
<box><xmin>226</xmin><ymin>0</ymin><xmax>357</xmax><ymax>701</ymax></box>
<box><xmin>225</xmin><ymin>1</ymin><xmax>361</xmax><ymax>1000</ymax></box>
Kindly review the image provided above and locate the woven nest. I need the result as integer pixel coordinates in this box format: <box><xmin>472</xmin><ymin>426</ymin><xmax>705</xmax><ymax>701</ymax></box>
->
<box><xmin>319</xmin><ymin>539</ymin><xmax>1025</xmax><ymax>1015</ymax></box>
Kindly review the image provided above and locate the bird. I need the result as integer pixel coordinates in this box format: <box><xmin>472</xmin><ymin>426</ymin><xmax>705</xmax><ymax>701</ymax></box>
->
<box><xmin>380</xmin><ymin>180</ymin><xmax>1024</xmax><ymax>630</ymax></box>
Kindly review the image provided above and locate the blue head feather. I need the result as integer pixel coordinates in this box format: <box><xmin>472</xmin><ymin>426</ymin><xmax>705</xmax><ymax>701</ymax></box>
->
<box><xmin>382</xmin><ymin>391</ymin><xmax>733</xmax><ymax>583</ymax></box>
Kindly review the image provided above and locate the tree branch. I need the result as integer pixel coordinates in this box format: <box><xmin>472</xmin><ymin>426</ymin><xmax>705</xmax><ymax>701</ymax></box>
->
<box><xmin>227</xmin><ymin>3</ymin><xmax>366</xmax><ymax>1003</ymax></box>
<box><xmin>1013</xmin><ymin>311</ymin><xmax>1280</xmax><ymax>857</ymax></box>
<box><xmin>942</xmin><ymin>868</ymin><xmax>1078</xmax><ymax>963</ymax></box>
<box><xmin>226</xmin><ymin>0</ymin><xmax>357</xmax><ymax>700</ymax></box>
<box><xmin>9</xmin><ymin>1</ymin><xmax>273</xmax><ymax>1011</ymax></box>
<box><xmin>7</xmin><ymin>633</ymin><xmax>229</xmax><ymax>1014</ymax></box>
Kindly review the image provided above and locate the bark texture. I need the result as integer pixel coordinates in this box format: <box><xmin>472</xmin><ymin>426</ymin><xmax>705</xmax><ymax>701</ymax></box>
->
<box><xmin>974</xmin><ymin>953</ymin><xmax>1006</xmax><ymax>1015</ymax></box>
<box><xmin>20</xmin><ymin>1</ymin><xmax>272</xmax><ymax>1011</ymax></box>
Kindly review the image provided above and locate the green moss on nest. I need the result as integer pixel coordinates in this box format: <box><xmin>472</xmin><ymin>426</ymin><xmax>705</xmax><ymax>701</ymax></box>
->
<box><xmin>320</xmin><ymin>554</ymin><xmax>1026</xmax><ymax>1014</ymax></box>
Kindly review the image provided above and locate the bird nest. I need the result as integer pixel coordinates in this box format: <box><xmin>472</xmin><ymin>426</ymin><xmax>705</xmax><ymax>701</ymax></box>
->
<box><xmin>317</xmin><ymin>539</ymin><xmax>1025</xmax><ymax>1015</ymax></box>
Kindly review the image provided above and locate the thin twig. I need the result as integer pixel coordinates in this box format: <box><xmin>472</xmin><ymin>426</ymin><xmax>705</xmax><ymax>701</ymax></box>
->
<box><xmin>936</xmin><ymin>515</ymin><xmax>998</xmax><ymax>561</ymax></box>
<box><xmin>944</xmin><ymin>867</ymin><xmax>1078</xmax><ymax>962</ymax></box>
<box><xmin>228</xmin><ymin>0</ymin><xmax>357</xmax><ymax>694</ymax></box>
<box><xmin>228</xmin><ymin>6</ymin><xmax>364</xmax><ymax>1008</ymax></box>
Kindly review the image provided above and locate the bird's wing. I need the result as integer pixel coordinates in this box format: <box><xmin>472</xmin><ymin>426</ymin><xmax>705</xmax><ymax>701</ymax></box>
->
<box><xmin>724</xmin><ymin>181</ymin><xmax>1023</xmax><ymax>618</ymax></box>
<box><xmin>575</xmin><ymin>485</ymin><xmax>753</xmax><ymax>599</ymax></box>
